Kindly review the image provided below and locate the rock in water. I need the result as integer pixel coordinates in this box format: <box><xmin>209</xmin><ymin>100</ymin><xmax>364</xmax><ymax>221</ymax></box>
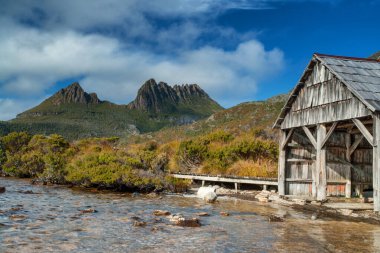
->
<box><xmin>204</xmin><ymin>192</ymin><xmax>217</xmax><ymax>203</ymax></box>
<box><xmin>196</xmin><ymin>212</ymin><xmax>210</xmax><ymax>217</ymax></box>
<box><xmin>0</xmin><ymin>187</ymin><xmax>5</xmax><ymax>193</ymax></box>
<box><xmin>133</xmin><ymin>221</ymin><xmax>147</xmax><ymax>227</ymax></box>
<box><xmin>80</xmin><ymin>208</ymin><xmax>97</xmax><ymax>214</ymax></box>
<box><xmin>153</xmin><ymin>210</ymin><xmax>171</xmax><ymax>216</ymax></box>
<box><xmin>197</xmin><ymin>186</ymin><xmax>218</xmax><ymax>203</ymax></box>
<box><xmin>171</xmin><ymin>216</ymin><xmax>201</xmax><ymax>227</ymax></box>
<box><xmin>268</xmin><ymin>214</ymin><xmax>284</xmax><ymax>222</ymax></box>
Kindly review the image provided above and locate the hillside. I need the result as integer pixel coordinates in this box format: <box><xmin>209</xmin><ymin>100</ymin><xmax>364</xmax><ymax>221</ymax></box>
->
<box><xmin>2</xmin><ymin>80</ymin><xmax>223</xmax><ymax>139</ymax></box>
<box><xmin>127</xmin><ymin>93</ymin><xmax>287</xmax><ymax>144</ymax></box>
<box><xmin>369</xmin><ymin>51</ymin><xmax>380</xmax><ymax>60</ymax></box>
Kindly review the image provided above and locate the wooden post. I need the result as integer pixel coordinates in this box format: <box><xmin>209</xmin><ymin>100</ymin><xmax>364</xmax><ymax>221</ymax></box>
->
<box><xmin>345</xmin><ymin>133</ymin><xmax>352</xmax><ymax>198</ymax></box>
<box><xmin>263</xmin><ymin>185</ymin><xmax>267</xmax><ymax>191</ymax></box>
<box><xmin>373</xmin><ymin>115</ymin><xmax>380</xmax><ymax>212</ymax></box>
<box><xmin>278</xmin><ymin>130</ymin><xmax>287</xmax><ymax>196</ymax></box>
<box><xmin>234</xmin><ymin>183</ymin><xmax>238</xmax><ymax>193</ymax></box>
<box><xmin>316</xmin><ymin>124</ymin><xmax>327</xmax><ymax>201</ymax></box>
<box><xmin>202</xmin><ymin>180</ymin><xmax>205</xmax><ymax>187</ymax></box>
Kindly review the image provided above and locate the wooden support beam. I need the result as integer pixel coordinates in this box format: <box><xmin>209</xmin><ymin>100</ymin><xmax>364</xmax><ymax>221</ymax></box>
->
<box><xmin>302</xmin><ymin>126</ymin><xmax>317</xmax><ymax>149</ymax></box>
<box><xmin>278</xmin><ymin>130</ymin><xmax>287</xmax><ymax>196</ymax></box>
<box><xmin>321</xmin><ymin>122</ymin><xmax>338</xmax><ymax>148</ymax></box>
<box><xmin>345</xmin><ymin>133</ymin><xmax>352</xmax><ymax>198</ymax></box>
<box><xmin>234</xmin><ymin>183</ymin><xmax>238</xmax><ymax>193</ymax></box>
<box><xmin>336</xmin><ymin>119</ymin><xmax>372</xmax><ymax>130</ymax></box>
<box><xmin>281</xmin><ymin>128</ymin><xmax>295</xmax><ymax>150</ymax></box>
<box><xmin>373</xmin><ymin>114</ymin><xmax>380</xmax><ymax>212</ymax></box>
<box><xmin>352</xmin><ymin>118</ymin><xmax>373</xmax><ymax>146</ymax></box>
<box><xmin>316</xmin><ymin>124</ymin><xmax>327</xmax><ymax>201</ymax></box>
<box><xmin>349</xmin><ymin>135</ymin><xmax>364</xmax><ymax>156</ymax></box>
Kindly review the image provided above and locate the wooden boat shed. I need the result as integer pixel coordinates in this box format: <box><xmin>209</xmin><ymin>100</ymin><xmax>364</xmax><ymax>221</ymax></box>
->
<box><xmin>274</xmin><ymin>53</ymin><xmax>380</xmax><ymax>211</ymax></box>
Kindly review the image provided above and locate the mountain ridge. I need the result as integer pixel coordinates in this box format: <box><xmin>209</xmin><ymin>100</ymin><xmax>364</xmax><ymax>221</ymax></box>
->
<box><xmin>3</xmin><ymin>79</ymin><xmax>223</xmax><ymax>139</ymax></box>
<box><xmin>127</xmin><ymin>79</ymin><xmax>221</xmax><ymax>114</ymax></box>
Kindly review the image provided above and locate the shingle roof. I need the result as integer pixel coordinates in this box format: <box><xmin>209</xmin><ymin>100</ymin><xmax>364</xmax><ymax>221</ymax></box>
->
<box><xmin>274</xmin><ymin>53</ymin><xmax>380</xmax><ymax>128</ymax></box>
<box><xmin>316</xmin><ymin>54</ymin><xmax>380</xmax><ymax>111</ymax></box>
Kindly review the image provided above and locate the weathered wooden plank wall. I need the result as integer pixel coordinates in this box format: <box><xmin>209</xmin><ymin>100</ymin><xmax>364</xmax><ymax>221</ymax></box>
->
<box><xmin>281</xmin><ymin>62</ymin><xmax>372</xmax><ymax>129</ymax></box>
<box><xmin>351</xmin><ymin>133</ymin><xmax>373</xmax><ymax>195</ymax></box>
<box><xmin>284</xmin><ymin>129</ymin><xmax>373</xmax><ymax>196</ymax></box>
<box><xmin>286</xmin><ymin>128</ymin><xmax>314</xmax><ymax>195</ymax></box>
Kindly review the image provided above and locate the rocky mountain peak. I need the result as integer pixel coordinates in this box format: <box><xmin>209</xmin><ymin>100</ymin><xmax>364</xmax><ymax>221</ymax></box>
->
<box><xmin>50</xmin><ymin>82</ymin><xmax>101</xmax><ymax>105</ymax></box>
<box><xmin>128</xmin><ymin>79</ymin><xmax>217</xmax><ymax>113</ymax></box>
<box><xmin>173</xmin><ymin>83</ymin><xmax>208</xmax><ymax>101</ymax></box>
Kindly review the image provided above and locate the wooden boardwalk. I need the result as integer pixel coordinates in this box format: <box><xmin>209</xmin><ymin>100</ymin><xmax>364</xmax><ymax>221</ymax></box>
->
<box><xmin>171</xmin><ymin>173</ymin><xmax>278</xmax><ymax>192</ymax></box>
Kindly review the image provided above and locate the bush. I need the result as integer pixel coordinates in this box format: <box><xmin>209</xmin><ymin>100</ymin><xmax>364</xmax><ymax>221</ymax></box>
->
<box><xmin>178</xmin><ymin>139</ymin><xmax>208</xmax><ymax>169</ymax></box>
<box><xmin>226</xmin><ymin>159</ymin><xmax>277</xmax><ymax>178</ymax></box>
<box><xmin>1</xmin><ymin>132</ymin><xmax>31</xmax><ymax>155</ymax></box>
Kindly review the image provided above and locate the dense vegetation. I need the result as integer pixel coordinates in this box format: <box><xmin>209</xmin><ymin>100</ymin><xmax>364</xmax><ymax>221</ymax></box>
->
<box><xmin>174</xmin><ymin>130</ymin><xmax>278</xmax><ymax>178</ymax></box>
<box><xmin>127</xmin><ymin>94</ymin><xmax>287</xmax><ymax>144</ymax></box>
<box><xmin>0</xmin><ymin>132</ymin><xmax>189</xmax><ymax>192</ymax></box>
<box><xmin>0</xmin><ymin>129</ymin><xmax>278</xmax><ymax>192</ymax></box>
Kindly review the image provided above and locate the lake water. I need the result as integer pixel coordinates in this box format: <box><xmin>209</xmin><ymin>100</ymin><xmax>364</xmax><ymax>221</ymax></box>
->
<box><xmin>1</xmin><ymin>177</ymin><xmax>380</xmax><ymax>252</ymax></box>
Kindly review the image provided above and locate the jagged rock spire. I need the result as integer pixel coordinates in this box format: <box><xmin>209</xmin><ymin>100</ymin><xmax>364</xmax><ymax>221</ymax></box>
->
<box><xmin>51</xmin><ymin>82</ymin><xmax>101</xmax><ymax>105</ymax></box>
<box><xmin>128</xmin><ymin>79</ymin><xmax>211</xmax><ymax>113</ymax></box>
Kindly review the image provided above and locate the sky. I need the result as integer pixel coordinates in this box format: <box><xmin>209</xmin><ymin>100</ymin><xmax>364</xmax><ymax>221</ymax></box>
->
<box><xmin>0</xmin><ymin>0</ymin><xmax>379</xmax><ymax>120</ymax></box>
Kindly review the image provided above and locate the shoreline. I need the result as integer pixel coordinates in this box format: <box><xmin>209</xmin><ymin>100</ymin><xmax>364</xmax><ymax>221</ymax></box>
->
<box><xmin>2</xmin><ymin>176</ymin><xmax>380</xmax><ymax>225</ymax></box>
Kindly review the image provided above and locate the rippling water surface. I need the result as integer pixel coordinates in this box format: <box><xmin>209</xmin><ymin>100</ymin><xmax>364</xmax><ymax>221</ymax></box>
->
<box><xmin>1</xmin><ymin>177</ymin><xmax>380</xmax><ymax>252</ymax></box>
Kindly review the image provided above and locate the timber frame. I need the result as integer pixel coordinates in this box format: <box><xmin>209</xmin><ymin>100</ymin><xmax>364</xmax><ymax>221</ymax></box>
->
<box><xmin>274</xmin><ymin>53</ymin><xmax>380</xmax><ymax>212</ymax></box>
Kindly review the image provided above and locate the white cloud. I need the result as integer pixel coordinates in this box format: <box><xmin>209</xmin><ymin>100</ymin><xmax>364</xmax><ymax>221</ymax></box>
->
<box><xmin>0</xmin><ymin>21</ymin><xmax>284</xmax><ymax>107</ymax></box>
<box><xmin>0</xmin><ymin>98</ymin><xmax>45</xmax><ymax>121</ymax></box>
<box><xmin>0</xmin><ymin>0</ymin><xmax>286</xmax><ymax>119</ymax></box>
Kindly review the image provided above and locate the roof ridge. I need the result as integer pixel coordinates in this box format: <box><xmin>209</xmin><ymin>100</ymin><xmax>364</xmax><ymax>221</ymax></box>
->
<box><xmin>314</xmin><ymin>53</ymin><xmax>380</xmax><ymax>63</ymax></box>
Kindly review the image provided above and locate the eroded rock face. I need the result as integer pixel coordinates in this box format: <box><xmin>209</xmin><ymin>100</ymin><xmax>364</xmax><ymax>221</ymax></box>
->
<box><xmin>51</xmin><ymin>82</ymin><xmax>101</xmax><ymax>105</ymax></box>
<box><xmin>127</xmin><ymin>79</ymin><xmax>213</xmax><ymax>113</ymax></box>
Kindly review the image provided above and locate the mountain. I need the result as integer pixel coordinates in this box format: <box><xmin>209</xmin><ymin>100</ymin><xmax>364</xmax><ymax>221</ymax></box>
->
<box><xmin>50</xmin><ymin>82</ymin><xmax>101</xmax><ymax>105</ymax></box>
<box><xmin>369</xmin><ymin>51</ymin><xmax>380</xmax><ymax>60</ymax></box>
<box><xmin>2</xmin><ymin>80</ymin><xmax>223</xmax><ymax>139</ymax></box>
<box><xmin>127</xmin><ymin>93</ymin><xmax>288</xmax><ymax>144</ymax></box>
<box><xmin>128</xmin><ymin>79</ymin><xmax>222</xmax><ymax>116</ymax></box>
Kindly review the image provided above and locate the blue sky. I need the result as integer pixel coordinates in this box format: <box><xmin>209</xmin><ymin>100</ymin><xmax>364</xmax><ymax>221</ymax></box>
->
<box><xmin>0</xmin><ymin>0</ymin><xmax>379</xmax><ymax>120</ymax></box>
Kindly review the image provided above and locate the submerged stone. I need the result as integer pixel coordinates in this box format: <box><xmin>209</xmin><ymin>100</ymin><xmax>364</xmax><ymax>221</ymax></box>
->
<box><xmin>268</xmin><ymin>214</ymin><xmax>284</xmax><ymax>222</ymax></box>
<box><xmin>153</xmin><ymin>210</ymin><xmax>171</xmax><ymax>216</ymax></box>
<box><xmin>80</xmin><ymin>208</ymin><xmax>97</xmax><ymax>214</ymax></box>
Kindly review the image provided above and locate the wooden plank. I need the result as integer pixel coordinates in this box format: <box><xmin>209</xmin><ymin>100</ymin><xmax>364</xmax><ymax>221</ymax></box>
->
<box><xmin>316</xmin><ymin>124</ymin><xmax>327</xmax><ymax>201</ymax></box>
<box><xmin>171</xmin><ymin>174</ymin><xmax>278</xmax><ymax>185</ymax></box>
<box><xmin>321</xmin><ymin>122</ymin><xmax>338</xmax><ymax>148</ymax></box>
<box><xmin>281</xmin><ymin>128</ymin><xmax>295</xmax><ymax>150</ymax></box>
<box><xmin>349</xmin><ymin>135</ymin><xmax>364</xmax><ymax>156</ymax></box>
<box><xmin>373</xmin><ymin>114</ymin><xmax>380</xmax><ymax>212</ymax></box>
<box><xmin>352</xmin><ymin>118</ymin><xmax>374</xmax><ymax>146</ymax></box>
<box><xmin>302</xmin><ymin>126</ymin><xmax>317</xmax><ymax>149</ymax></box>
<box><xmin>287</xmin><ymin>158</ymin><xmax>314</xmax><ymax>163</ymax></box>
<box><xmin>278</xmin><ymin>130</ymin><xmax>287</xmax><ymax>195</ymax></box>
<box><xmin>345</xmin><ymin>133</ymin><xmax>352</xmax><ymax>198</ymax></box>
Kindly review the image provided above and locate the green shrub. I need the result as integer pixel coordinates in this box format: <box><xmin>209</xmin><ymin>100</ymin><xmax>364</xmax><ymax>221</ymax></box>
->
<box><xmin>1</xmin><ymin>132</ymin><xmax>31</xmax><ymax>155</ymax></box>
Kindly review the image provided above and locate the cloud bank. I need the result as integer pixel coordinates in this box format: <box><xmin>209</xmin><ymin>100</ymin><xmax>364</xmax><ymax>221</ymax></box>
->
<box><xmin>0</xmin><ymin>0</ymin><xmax>287</xmax><ymax>120</ymax></box>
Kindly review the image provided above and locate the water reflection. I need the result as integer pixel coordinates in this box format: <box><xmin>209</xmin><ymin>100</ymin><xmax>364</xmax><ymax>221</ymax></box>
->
<box><xmin>1</xmin><ymin>178</ymin><xmax>380</xmax><ymax>252</ymax></box>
